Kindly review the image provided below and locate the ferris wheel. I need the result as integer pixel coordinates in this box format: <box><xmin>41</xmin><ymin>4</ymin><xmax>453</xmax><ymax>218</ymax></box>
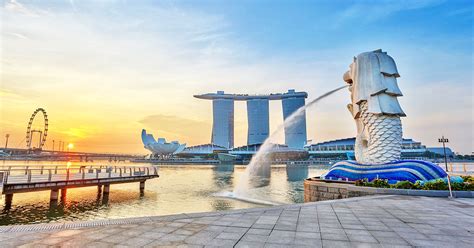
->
<box><xmin>26</xmin><ymin>108</ymin><xmax>49</xmax><ymax>150</ymax></box>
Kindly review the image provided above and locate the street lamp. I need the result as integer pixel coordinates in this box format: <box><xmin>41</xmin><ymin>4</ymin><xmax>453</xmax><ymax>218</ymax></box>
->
<box><xmin>438</xmin><ymin>136</ymin><xmax>453</xmax><ymax>198</ymax></box>
<box><xmin>5</xmin><ymin>134</ymin><xmax>10</xmax><ymax>149</ymax></box>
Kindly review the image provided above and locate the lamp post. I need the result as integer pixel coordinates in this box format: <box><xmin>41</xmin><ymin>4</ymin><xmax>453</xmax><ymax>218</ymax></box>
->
<box><xmin>5</xmin><ymin>134</ymin><xmax>10</xmax><ymax>149</ymax></box>
<box><xmin>438</xmin><ymin>136</ymin><xmax>453</xmax><ymax>198</ymax></box>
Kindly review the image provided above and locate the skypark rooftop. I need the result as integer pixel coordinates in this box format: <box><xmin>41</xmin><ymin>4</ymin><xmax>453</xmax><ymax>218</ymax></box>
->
<box><xmin>194</xmin><ymin>89</ymin><xmax>308</xmax><ymax>101</ymax></box>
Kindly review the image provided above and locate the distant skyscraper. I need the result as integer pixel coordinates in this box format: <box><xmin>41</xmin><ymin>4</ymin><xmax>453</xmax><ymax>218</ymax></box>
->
<box><xmin>211</xmin><ymin>93</ymin><xmax>234</xmax><ymax>148</ymax></box>
<box><xmin>247</xmin><ymin>98</ymin><xmax>269</xmax><ymax>145</ymax></box>
<box><xmin>194</xmin><ymin>89</ymin><xmax>307</xmax><ymax>149</ymax></box>
<box><xmin>282</xmin><ymin>90</ymin><xmax>307</xmax><ymax>148</ymax></box>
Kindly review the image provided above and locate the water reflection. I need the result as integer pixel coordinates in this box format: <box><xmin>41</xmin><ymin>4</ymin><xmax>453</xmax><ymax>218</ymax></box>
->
<box><xmin>286</xmin><ymin>165</ymin><xmax>309</xmax><ymax>182</ymax></box>
<box><xmin>212</xmin><ymin>163</ymin><xmax>234</xmax><ymax>188</ymax></box>
<box><xmin>0</xmin><ymin>161</ymin><xmax>330</xmax><ymax>225</ymax></box>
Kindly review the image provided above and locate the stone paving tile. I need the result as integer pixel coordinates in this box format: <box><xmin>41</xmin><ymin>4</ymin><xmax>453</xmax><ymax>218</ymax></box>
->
<box><xmin>235</xmin><ymin>240</ymin><xmax>265</xmax><ymax>248</ymax></box>
<box><xmin>222</xmin><ymin>226</ymin><xmax>248</xmax><ymax>234</ymax></box>
<box><xmin>322</xmin><ymin>239</ymin><xmax>351</xmax><ymax>248</ymax></box>
<box><xmin>321</xmin><ymin>232</ymin><xmax>349</xmax><ymax>241</ymax></box>
<box><xmin>294</xmin><ymin>237</ymin><xmax>322</xmax><ymax>247</ymax></box>
<box><xmin>320</xmin><ymin>227</ymin><xmax>345</xmax><ymax>234</ymax></box>
<box><xmin>241</xmin><ymin>233</ymin><xmax>269</xmax><ymax>243</ymax></box>
<box><xmin>205</xmin><ymin>238</ymin><xmax>238</xmax><ymax>247</ymax></box>
<box><xmin>2</xmin><ymin>195</ymin><xmax>474</xmax><ymax>247</ymax></box>
<box><xmin>246</xmin><ymin>228</ymin><xmax>272</xmax><ymax>235</ymax></box>
<box><xmin>295</xmin><ymin>231</ymin><xmax>320</xmax><ymax>239</ymax></box>
<box><xmin>347</xmin><ymin>234</ymin><xmax>378</xmax><ymax>243</ymax></box>
<box><xmin>296</xmin><ymin>224</ymin><xmax>320</xmax><ymax>232</ymax></box>
<box><xmin>369</xmin><ymin>231</ymin><xmax>401</xmax><ymax>238</ymax></box>
<box><xmin>375</xmin><ymin>237</ymin><xmax>410</xmax><ymax>246</ymax></box>
<box><xmin>173</xmin><ymin>229</ymin><xmax>197</xmax><ymax>236</ymax></box>
<box><xmin>215</xmin><ymin>231</ymin><xmax>244</xmax><ymax>240</ymax></box>
<box><xmin>251</xmin><ymin>223</ymin><xmax>275</xmax><ymax>229</ymax></box>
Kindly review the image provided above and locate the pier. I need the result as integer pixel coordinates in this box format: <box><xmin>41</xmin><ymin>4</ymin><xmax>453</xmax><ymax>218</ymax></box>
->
<box><xmin>0</xmin><ymin>148</ymin><xmax>142</xmax><ymax>162</ymax></box>
<box><xmin>0</xmin><ymin>165</ymin><xmax>159</xmax><ymax>209</ymax></box>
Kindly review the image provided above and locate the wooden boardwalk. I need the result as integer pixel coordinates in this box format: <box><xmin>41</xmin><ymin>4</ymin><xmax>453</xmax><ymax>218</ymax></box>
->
<box><xmin>0</xmin><ymin>165</ymin><xmax>159</xmax><ymax>209</ymax></box>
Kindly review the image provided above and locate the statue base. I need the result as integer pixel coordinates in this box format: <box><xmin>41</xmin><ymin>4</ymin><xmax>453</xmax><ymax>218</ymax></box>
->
<box><xmin>322</xmin><ymin>160</ymin><xmax>447</xmax><ymax>183</ymax></box>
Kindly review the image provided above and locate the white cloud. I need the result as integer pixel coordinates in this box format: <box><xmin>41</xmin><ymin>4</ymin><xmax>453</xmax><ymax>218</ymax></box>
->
<box><xmin>1</xmin><ymin>1</ymin><xmax>472</xmax><ymax>153</ymax></box>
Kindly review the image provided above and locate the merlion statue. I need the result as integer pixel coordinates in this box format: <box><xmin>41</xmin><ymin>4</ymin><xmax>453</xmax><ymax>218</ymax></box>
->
<box><xmin>343</xmin><ymin>49</ymin><xmax>405</xmax><ymax>164</ymax></box>
<box><xmin>321</xmin><ymin>49</ymin><xmax>447</xmax><ymax>183</ymax></box>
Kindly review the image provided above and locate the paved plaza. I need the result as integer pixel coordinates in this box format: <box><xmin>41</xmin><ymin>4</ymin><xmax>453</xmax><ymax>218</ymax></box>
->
<box><xmin>0</xmin><ymin>195</ymin><xmax>473</xmax><ymax>247</ymax></box>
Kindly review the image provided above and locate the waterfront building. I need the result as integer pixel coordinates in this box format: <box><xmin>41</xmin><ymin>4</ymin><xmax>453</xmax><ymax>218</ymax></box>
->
<box><xmin>211</xmin><ymin>96</ymin><xmax>234</xmax><ymax>148</ymax></box>
<box><xmin>178</xmin><ymin>143</ymin><xmax>228</xmax><ymax>158</ymax></box>
<box><xmin>305</xmin><ymin>137</ymin><xmax>454</xmax><ymax>160</ymax></box>
<box><xmin>141</xmin><ymin>129</ymin><xmax>186</xmax><ymax>158</ymax></box>
<box><xmin>247</xmin><ymin>98</ymin><xmax>269</xmax><ymax>145</ymax></box>
<box><xmin>426</xmin><ymin>147</ymin><xmax>455</xmax><ymax>157</ymax></box>
<box><xmin>194</xmin><ymin>89</ymin><xmax>308</xmax><ymax>149</ymax></box>
<box><xmin>282</xmin><ymin>89</ymin><xmax>307</xmax><ymax>148</ymax></box>
<box><xmin>230</xmin><ymin>143</ymin><xmax>308</xmax><ymax>161</ymax></box>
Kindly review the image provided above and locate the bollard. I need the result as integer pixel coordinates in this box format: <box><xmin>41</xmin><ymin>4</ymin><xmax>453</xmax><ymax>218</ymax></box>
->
<box><xmin>27</xmin><ymin>170</ymin><xmax>32</xmax><ymax>183</ymax></box>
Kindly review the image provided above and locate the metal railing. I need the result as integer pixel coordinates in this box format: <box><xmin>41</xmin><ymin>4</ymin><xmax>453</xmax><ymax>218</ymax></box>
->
<box><xmin>446</xmin><ymin>163</ymin><xmax>473</xmax><ymax>174</ymax></box>
<box><xmin>0</xmin><ymin>165</ymin><xmax>158</xmax><ymax>184</ymax></box>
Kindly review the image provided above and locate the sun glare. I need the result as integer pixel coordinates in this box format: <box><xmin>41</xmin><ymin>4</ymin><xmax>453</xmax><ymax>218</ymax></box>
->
<box><xmin>68</xmin><ymin>143</ymin><xmax>74</xmax><ymax>149</ymax></box>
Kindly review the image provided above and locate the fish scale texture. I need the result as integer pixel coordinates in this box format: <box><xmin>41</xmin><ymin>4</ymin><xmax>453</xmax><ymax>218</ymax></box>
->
<box><xmin>357</xmin><ymin>101</ymin><xmax>402</xmax><ymax>164</ymax></box>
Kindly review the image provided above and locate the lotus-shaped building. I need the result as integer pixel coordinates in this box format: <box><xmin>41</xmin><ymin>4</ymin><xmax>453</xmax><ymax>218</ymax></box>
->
<box><xmin>141</xmin><ymin>129</ymin><xmax>186</xmax><ymax>158</ymax></box>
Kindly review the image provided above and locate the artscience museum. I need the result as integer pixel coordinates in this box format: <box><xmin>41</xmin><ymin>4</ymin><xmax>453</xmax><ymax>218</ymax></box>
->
<box><xmin>141</xmin><ymin>129</ymin><xmax>186</xmax><ymax>158</ymax></box>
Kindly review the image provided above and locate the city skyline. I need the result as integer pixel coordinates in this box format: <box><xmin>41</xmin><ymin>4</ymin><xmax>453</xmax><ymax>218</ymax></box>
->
<box><xmin>1</xmin><ymin>0</ymin><xmax>472</xmax><ymax>154</ymax></box>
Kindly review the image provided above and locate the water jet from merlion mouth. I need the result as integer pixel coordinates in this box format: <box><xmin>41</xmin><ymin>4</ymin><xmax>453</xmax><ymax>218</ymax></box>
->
<box><xmin>231</xmin><ymin>85</ymin><xmax>349</xmax><ymax>201</ymax></box>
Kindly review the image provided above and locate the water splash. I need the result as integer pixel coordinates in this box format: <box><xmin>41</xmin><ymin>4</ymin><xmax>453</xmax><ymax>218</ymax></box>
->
<box><xmin>233</xmin><ymin>85</ymin><xmax>349</xmax><ymax>199</ymax></box>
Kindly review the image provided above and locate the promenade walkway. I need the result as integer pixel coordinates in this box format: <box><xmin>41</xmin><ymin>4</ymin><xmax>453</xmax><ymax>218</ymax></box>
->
<box><xmin>0</xmin><ymin>195</ymin><xmax>472</xmax><ymax>247</ymax></box>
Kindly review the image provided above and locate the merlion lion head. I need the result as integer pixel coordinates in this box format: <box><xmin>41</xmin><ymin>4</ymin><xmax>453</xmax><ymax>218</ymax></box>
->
<box><xmin>343</xmin><ymin>49</ymin><xmax>405</xmax><ymax>117</ymax></box>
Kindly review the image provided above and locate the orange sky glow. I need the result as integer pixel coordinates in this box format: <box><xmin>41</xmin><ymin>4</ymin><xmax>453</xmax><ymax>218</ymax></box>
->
<box><xmin>1</xmin><ymin>1</ymin><xmax>472</xmax><ymax>155</ymax></box>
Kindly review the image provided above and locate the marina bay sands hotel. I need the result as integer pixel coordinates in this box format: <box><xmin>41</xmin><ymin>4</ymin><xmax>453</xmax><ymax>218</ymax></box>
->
<box><xmin>194</xmin><ymin>89</ymin><xmax>308</xmax><ymax>149</ymax></box>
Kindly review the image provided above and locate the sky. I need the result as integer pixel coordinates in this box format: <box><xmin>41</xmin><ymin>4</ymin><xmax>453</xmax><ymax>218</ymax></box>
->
<box><xmin>1</xmin><ymin>0</ymin><xmax>472</xmax><ymax>154</ymax></box>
